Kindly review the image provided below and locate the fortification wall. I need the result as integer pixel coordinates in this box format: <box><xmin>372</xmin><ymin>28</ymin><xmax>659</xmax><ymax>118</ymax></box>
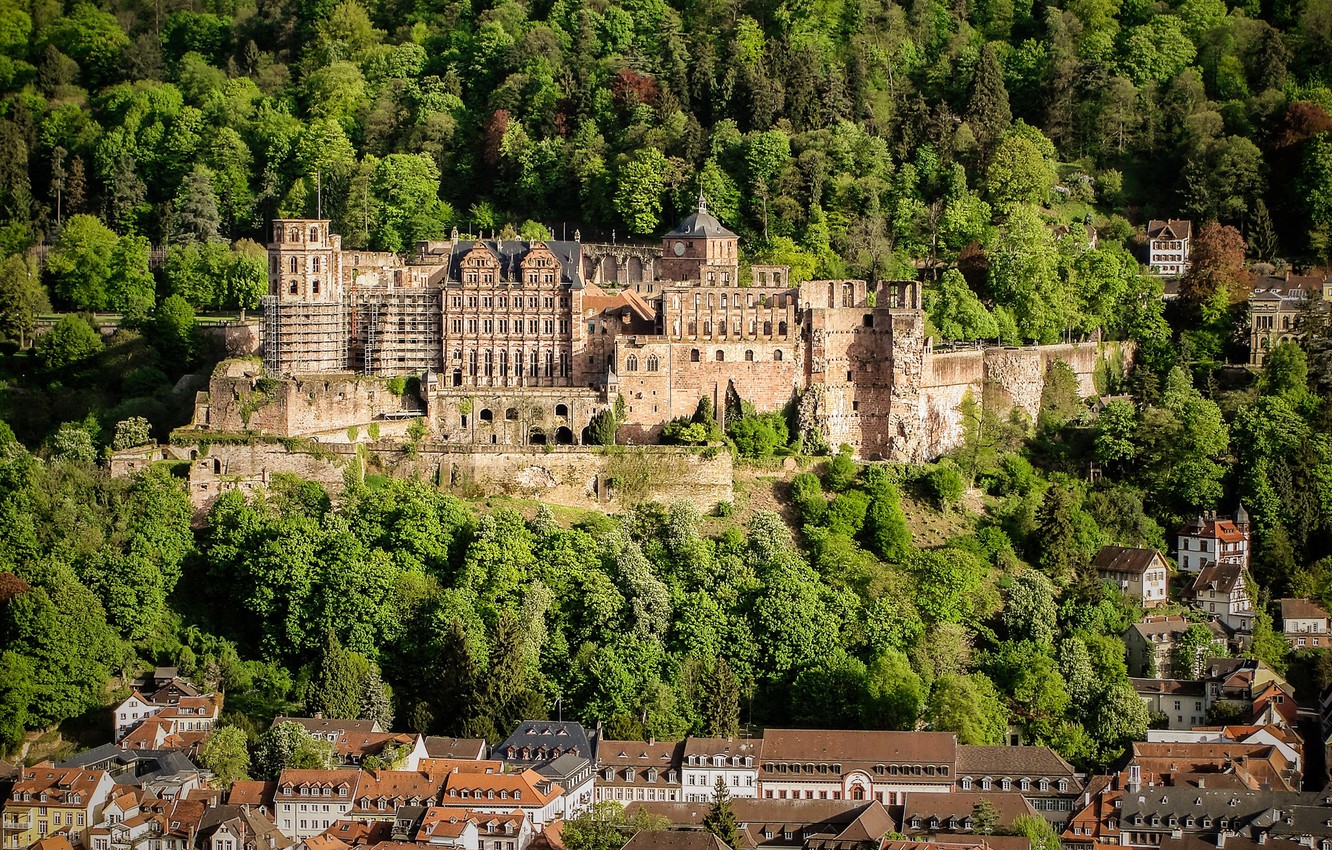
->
<box><xmin>916</xmin><ymin>341</ymin><xmax>1130</xmax><ymax>459</ymax></box>
<box><xmin>196</xmin><ymin>361</ymin><xmax>423</xmax><ymax>436</ymax></box>
<box><xmin>168</xmin><ymin>440</ymin><xmax>732</xmax><ymax>515</ymax></box>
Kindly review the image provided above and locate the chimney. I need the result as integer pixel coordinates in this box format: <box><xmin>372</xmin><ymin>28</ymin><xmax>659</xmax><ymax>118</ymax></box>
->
<box><xmin>1128</xmin><ymin>765</ymin><xmax>1141</xmax><ymax>793</ymax></box>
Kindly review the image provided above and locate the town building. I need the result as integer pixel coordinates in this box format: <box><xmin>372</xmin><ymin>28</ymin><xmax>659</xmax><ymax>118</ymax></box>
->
<box><xmin>114</xmin><ymin>677</ymin><xmax>220</xmax><ymax>749</ymax></box>
<box><xmin>952</xmin><ymin>746</ymin><xmax>1081</xmax><ymax>823</ymax></box>
<box><xmin>681</xmin><ymin>738</ymin><xmax>762</xmax><ymax>802</ymax></box>
<box><xmin>494</xmin><ymin>723</ymin><xmax>598</xmax><ymax>772</ymax></box>
<box><xmin>533</xmin><ymin>755</ymin><xmax>593</xmax><ymax>819</ymax></box>
<box><xmin>1247</xmin><ymin>272</ymin><xmax>1332</xmax><ymax>365</ymax></box>
<box><xmin>594</xmin><ymin>740</ymin><xmax>684</xmax><ymax>804</ymax></box>
<box><xmin>1147</xmin><ymin>220</ymin><xmax>1192</xmax><ymax>277</ymax></box>
<box><xmin>1182</xmin><ymin>564</ymin><xmax>1254</xmax><ymax>633</ymax></box>
<box><xmin>270</xmin><ymin>720</ymin><xmax>428</xmax><ymax>770</ymax></box>
<box><xmin>1176</xmin><ymin>511</ymin><xmax>1249</xmax><ymax>574</ymax></box>
<box><xmin>901</xmin><ymin>792</ymin><xmax>1038</xmax><ymax>836</ymax></box>
<box><xmin>437</xmin><ymin>770</ymin><xmax>562</xmax><ymax>828</ymax></box>
<box><xmin>1124</xmin><ymin>616</ymin><xmax>1219</xmax><ymax>679</ymax></box>
<box><xmin>2</xmin><ymin>762</ymin><xmax>117</xmax><ymax>850</ymax></box>
<box><xmin>1131</xmin><ymin>679</ymin><xmax>1209</xmax><ymax>729</ymax></box>
<box><xmin>758</xmin><ymin>730</ymin><xmax>956</xmax><ymax>806</ymax></box>
<box><xmin>1090</xmin><ymin>546</ymin><xmax>1171</xmax><ymax>608</ymax></box>
<box><xmin>623</xmin><ymin>799</ymin><xmax>896</xmax><ymax>850</ymax></box>
<box><xmin>274</xmin><ymin>770</ymin><xmax>363</xmax><ymax>839</ymax></box>
<box><xmin>1146</xmin><ymin>724</ymin><xmax>1304</xmax><ymax>774</ymax></box>
<box><xmin>423</xmin><ymin>741</ymin><xmax>488</xmax><ymax>762</ymax></box>
<box><xmin>1277</xmin><ymin>598</ymin><xmax>1330</xmax><ymax>649</ymax></box>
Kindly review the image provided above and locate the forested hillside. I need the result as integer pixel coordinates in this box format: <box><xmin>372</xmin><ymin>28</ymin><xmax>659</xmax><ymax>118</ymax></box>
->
<box><xmin>0</xmin><ymin>0</ymin><xmax>1324</xmax><ymax>282</ymax></box>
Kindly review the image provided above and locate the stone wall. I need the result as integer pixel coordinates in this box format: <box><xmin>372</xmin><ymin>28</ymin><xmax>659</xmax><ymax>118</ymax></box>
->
<box><xmin>195</xmin><ymin>360</ymin><xmax>423</xmax><ymax>437</ymax></box>
<box><xmin>915</xmin><ymin>341</ymin><xmax>1131</xmax><ymax>459</ymax></box>
<box><xmin>164</xmin><ymin>440</ymin><xmax>732</xmax><ymax>515</ymax></box>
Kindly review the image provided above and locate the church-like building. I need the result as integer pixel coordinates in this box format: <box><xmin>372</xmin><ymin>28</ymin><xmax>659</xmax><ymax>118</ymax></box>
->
<box><xmin>259</xmin><ymin>199</ymin><xmax>926</xmax><ymax>458</ymax></box>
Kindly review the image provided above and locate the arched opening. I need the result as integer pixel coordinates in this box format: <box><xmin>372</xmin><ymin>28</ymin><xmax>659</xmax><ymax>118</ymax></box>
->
<box><xmin>745</xmin><ymin>350</ymin><xmax>754</xmax><ymax>362</ymax></box>
<box><xmin>555</xmin><ymin>404</ymin><xmax>569</xmax><ymax>418</ymax></box>
<box><xmin>851</xmin><ymin>786</ymin><xmax>865</xmax><ymax>801</ymax></box>
<box><xmin>189</xmin><ymin>450</ymin><xmax>198</xmax><ymax>460</ymax></box>
<box><xmin>625</xmin><ymin>354</ymin><xmax>638</xmax><ymax>372</ymax></box>
<box><xmin>690</xmin><ymin>349</ymin><xmax>700</xmax><ymax>362</ymax></box>
<box><xmin>716</xmin><ymin>350</ymin><xmax>725</xmax><ymax>362</ymax></box>
<box><xmin>774</xmin><ymin>350</ymin><xmax>784</xmax><ymax>361</ymax></box>
<box><xmin>555</xmin><ymin>426</ymin><xmax>574</xmax><ymax>445</ymax></box>
<box><xmin>581</xmin><ymin>426</ymin><xmax>593</xmax><ymax>444</ymax></box>
<box><xmin>529</xmin><ymin>428</ymin><xmax>547</xmax><ymax>446</ymax></box>
<box><xmin>646</xmin><ymin>354</ymin><xmax>659</xmax><ymax>372</ymax></box>
<box><xmin>213</xmin><ymin>458</ymin><xmax>222</xmax><ymax>474</ymax></box>
<box><xmin>479</xmin><ymin>408</ymin><xmax>493</xmax><ymax>423</ymax></box>
<box><xmin>778</xmin><ymin>321</ymin><xmax>788</xmax><ymax>335</ymax></box>
<box><xmin>452</xmin><ymin>370</ymin><xmax>462</xmax><ymax>387</ymax></box>
<box><xmin>505</xmin><ymin>407</ymin><xmax>519</xmax><ymax>421</ymax></box>
<box><xmin>764</xmin><ymin>321</ymin><xmax>773</xmax><ymax>335</ymax></box>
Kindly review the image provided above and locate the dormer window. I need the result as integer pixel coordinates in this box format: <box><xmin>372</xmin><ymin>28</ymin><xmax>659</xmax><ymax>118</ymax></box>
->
<box><xmin>961</xmin><ymin>779</ymin><xmax>972</xmax><ymax>790</ymax></box>
<box><xmin>981</xmin><ymin>779</ymin><xmax>991</xmax><ymax>791</ymax></box>
<box><xmin>1058</xmin><ymin>780</ymin><xmax>1068</xmax><ymax>792</ymax></box>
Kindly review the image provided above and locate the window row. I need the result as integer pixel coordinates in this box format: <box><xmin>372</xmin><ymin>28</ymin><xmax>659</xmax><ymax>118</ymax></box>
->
<box><xmin>450</xmin><ymin>318</ymin><xmax>567</xmax><ymax>335</ymax></box>
<box><xmin>450</xmin><ymin>295</ymin><xmax>567</xmax><ymax>310</ymax></box>
<box><xmin>687</xmin><ymin>349</ymin><xmax>784</xmax><ymax>363</ymax></box>
<box><xmin>451</xmin><ymin>350</ymin><xmax>568</xmax><ymax>379</ymax></box>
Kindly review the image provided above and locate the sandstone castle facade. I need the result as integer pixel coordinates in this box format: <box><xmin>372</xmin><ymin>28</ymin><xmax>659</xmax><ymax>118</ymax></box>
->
<box><xmin>248</xmin><ymin>201</ymin><xmax>1121</xmax><ymax>461</ymax></box>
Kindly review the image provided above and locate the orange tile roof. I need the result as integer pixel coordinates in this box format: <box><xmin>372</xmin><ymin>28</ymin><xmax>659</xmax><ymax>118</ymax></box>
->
<box><xmin>440</xmin><ymin>768</ymin><xmax>561</xmax><ymax>806</ymax></box>
<box><xmin>9</xmin><ymin>762</ymin><xmax>108</xmax><ymax>805</ymax></box>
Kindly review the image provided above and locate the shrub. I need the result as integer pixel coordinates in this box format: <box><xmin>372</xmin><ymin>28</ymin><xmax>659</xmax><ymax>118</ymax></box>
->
<box><xmin>790</xmin><ymin>472</ymin><xmax>827</xmax><ymax>525</ymax></box>
<box><xmin>824</xmin><ymin>450</ymin><xmax>857</xmax><ymax>492</ymax></box>
<box><xmin>924</xmin><ymin>462</ymin><xmax>965</xmax><ymax>509</ymax></box>
<box><xmin>37</xmin><ymin>315</ymin><xmax>103</xmax><ymax>370</ymax></box>
<box><xmin>387</xmin><ymin>376</ymin><xmax>407</xmax><ymax>396</ymax></box>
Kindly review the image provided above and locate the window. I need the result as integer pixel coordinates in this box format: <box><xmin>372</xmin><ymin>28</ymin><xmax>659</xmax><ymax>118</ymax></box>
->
<box><xmin>691</xmin><ymin>349</ymin><xmax>700</xmax><ymax>362</ymax></box>
<box><xmin>716</xmin><ymin>350</ymin><xmax>725</xmax><ymax>362</ymax></box>
<box><xmin>289</xmin><ymin>257</ymin><xmax>298</xmax><ymax>273</ymax></box>
<box><xmin>625</xmin><ymin>354</ymin><xmax>638</xmax><ymax>372</ymax></box>
<box><xmin>646</xmin><ymin>354</ymin><xmax>659</xmax><ymax>372</ymax></box>
<box><xmin>744</xmin><ymin>350</ymin><xmax>754</xmax><ymax>362</ymax></box>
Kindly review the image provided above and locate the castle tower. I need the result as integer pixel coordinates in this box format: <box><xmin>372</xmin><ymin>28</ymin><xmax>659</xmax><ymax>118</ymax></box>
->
<box><xmin>262</xmin><ymin>219</ymin><xmax>350</xmax><ymax>374</ymax></box>
<box><xmin>268</xmin><ymin>219</ymin><xmax>343</xmax><ymax>303</ymax></box>
<box><xmin>658</xmin><ymin>193</ymin><xmax>740</xmax><ymax>284</ymax></box>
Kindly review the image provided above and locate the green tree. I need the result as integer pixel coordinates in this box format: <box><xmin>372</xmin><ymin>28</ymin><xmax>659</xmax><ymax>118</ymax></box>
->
<box><xmin>703</xmin><ymin>777</ymin><xmax>740</xmax><ymax>849</ymax></box>
<box><xmin>696</xmin><ymin>656</ymin><xmax>741</xmax><ymax>737</ymax></box>
<box><xmin>972</xmin><ymin>799</ymin><xmax>1000</xmax><ymax>835</ymax></box>
<box><xmin>174</xmin><ymin>165</ymin><xmax>222</xmax><ymax>243</ymax></box>
<box><xmin>107</xmin><ymin>236</ymin><xmax>156</xmax><ymax>325</ymax></box>
<box><xmin>986</xmin><ymin>137</ymin><xmax>1056</xmax><ymax>212</ymax></box>
<box><xmin>0</xmin><ymin>650</ymin><xmax>33</xmax><ymax>751</ymax></box>
<box><xmin>36</xmin><ymin>314</ymin><xmax>103</xmax><ymax>370</ymax></box>
<box><xmin>198</xmin><ymin>725</ymin><xmax>251</xmax><ymax>789</ymax></box>
<box><xmin>927</xmin><ymin>269</ymin><xmax>999</xmax><ymax>342</ymax></box>
<box><xmin>46</xmin><ymin>214</ymin><xmax>117</xmax><ymax>310</ymax></box>
<box><xmin>0</xmin><ymin>254</ymin><xmax>46</xmax><ymax>347</ymax></box>
<box><xmin>1261</xmin><ymin>342</ymin><xmax>1308</xmax><ymax>399</ymax></box>
<box><xmin>925</xmin><ymin>673</ymin><xmax>1009</xmax><ymax>744</ymax></box>
<box><xmin>1033</xmin><ymin>482</ymin><xmax>1080</xmax><ymax>581</ymax></box>
<box><xmin>153</xmin><ymin>295</ymin><xmax>197</xmax><ymax>366</ymax></box>
<box><xmin>1003</xmin><ymin>571</ymin><xmax>1058</xmax><ymax>646</ymax></box>
<box><xmin>964</xmin><ymin>45</ymin><xmax>1012</xmax><ymax>152</ymax></box>
<box><xmin>252</xmin><ymin>721</ymin><xmax>334</xmax><ymax>779</ymax></box>
<box><xmin>615</xmin><ymin>148</ymin><xmax>669</xmax><ymax>235</ymax></box>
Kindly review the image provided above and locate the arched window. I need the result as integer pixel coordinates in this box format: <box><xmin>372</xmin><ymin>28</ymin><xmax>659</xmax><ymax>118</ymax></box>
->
<box><xmin>716</xmin><ymin>350</ymin><xmax>725</xmax><ymax>362</ymax></box>
<box><xmin>556</xmin><ymin>403</ymin><xmax>569</xmax><ymax>418</ymax></box>
<box><xmin>646</xmin><ymin>354</ymin><xmax>659</xmax><ymax>372</ymax></box>
<box><xmin>506</xmin><ymin>408</ymin><xmax>519</xmax><ymax>421</ymax></box>
<box><xmin>289</xmin><ymin>280</ymin><xmax>298</xmax><ymax>294</ymax></box>
<box><xmin>309</xmin><ymin>226</ymin><xmax>319</xmax><ymax>242</ymax></box>
<box><xmin>499</xmin><ymin>350</ymin><xmax>508</xmax><ymax>375</ymax></box>
<box><xmin>764</xmin><ymin>321</ymin><xmax>773</xmax><ymax>335</ymax></box>
<box><xmin>690</xmin><ymin>349</ymin><xmax>700</xmax><ymax>362</ymax></box>
<box><xmin>480</xmin><ymin>409</ymin><xmax>493</xmax><ymax>422</ymax></box>
<box><xmin>774</xmin><ymin>350</ymin><xmax>784</xmax><ymax>361</ymax></box>
<box><xmin>779</xmin><ymin>321</ymin><xmax>788</xmax><ymax>335</ymax></box>
<box><xmin>484</xmin><ymin>350</ymin><xmax>494</xmax><ymax>377</ymax></box>
<box><xmin>744</xmin><ymin>350</ymin><xmax>754</xmax><ymax>362</ymax></box>
<box><xmin>625</xmin><ymin>354</ymin><xmax>638</xmax><ymax>372</ymax></box>
<box><xmin>289</xmin><ymin>227</ymin><xmax>300</xmax><ymax>241</ymax></box>
<box><xmin>468</xmin><ymin>351</ymin><xmax>478</xmax><ymax>377</ymax></box>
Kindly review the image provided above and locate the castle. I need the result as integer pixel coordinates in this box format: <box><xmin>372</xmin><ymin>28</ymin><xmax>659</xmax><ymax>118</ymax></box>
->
<box><xmin>251</xmin><ymin>200</ymin><xmax>1122</xmax><ymax>461</ymax></box>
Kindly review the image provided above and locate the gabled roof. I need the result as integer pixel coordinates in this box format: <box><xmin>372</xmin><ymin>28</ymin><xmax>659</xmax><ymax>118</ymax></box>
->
<box><xmin>760</xmin><ymin>729</ymin><xmax>957</xmax><ymax>773</ymax></box>
<box><xmin>954</xmin><ymin>745</ymin><xmax>1078</xmax><ymax>780</ymax></box>
<box><xmin>497</xmin><ymin>721</ymin><xmax>597</xmax><ymax>764</ymax></box>
<box><xmin>1187</xmin><ymin>563</ymin><xmax>1246</xmax><ymax>597</ymax></box>
<box><xmin>1093</xmin><ymin>545</ymin><xmax>1168</xmax><ymax>576</ymax></box>
<box><xmin>1129</xmin><ymin>616</ymin><xmax>1192</xmax><ymax>639</ymax></box>
<box><xmin>1279</xmin><ymin>598</ymin><xmax>1330</xmax><ymax>622</ymax></box>
<box><xmin>272</xmin><ymin>717</ymin><xmax>381</xmax><ymax>735</ymax></box>
<box><xmin>1148</xmin><ymin>220</ymin><xmax>1193</xmax><ymax>240</ymax></box>
<box><xmin>902</xmin><ymin>791</ymin><xmax>1037</xmax><ymax>829</ymax></box>
<box><xmin>683</xmin><ymin>737</ymin><xmax>763</xmax><ymax>760</ymax></box>
<box><xmin>423</xmin><ymin>737</ymin><xmax>488</xmax><ymax>760</ymax></box>
<box><xmin>1177</xmin><ymin>517</ymin><xmax>1247</xmax><ymax>543</ymax></box>
<box><xmin>444</xmin><ymin>240</ymin><xmax>585</xmax><ymax>289</ymax></box>
<box><xmin>228</xmin><ymin>780</ymin><xmax>278</xmax><ymax>809</ymax></box>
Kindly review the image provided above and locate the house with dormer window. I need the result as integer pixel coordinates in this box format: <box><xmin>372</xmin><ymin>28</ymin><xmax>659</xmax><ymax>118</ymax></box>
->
<box><xmin>594</xmin><ymin>740</ymin><xmax>684</xmax><ymax>805</ymax></box>
<box><xmin>682</xmin><ymin>738</ymin><xmax>762</xmax><ymax>802</ymax></box>
<box><xmin>3</xmin><ymin>762</ymin><xmax>116</xmax><ymax>849</ymax></box>
<box><xmin>953</xmin><ymin>746</ymin><xmax>1082</xmax><ymax>824</ymax></box>
<box><xmin>274</xmin><ymin>770</ymin><xmax>362</xmax><ymax>838</ymax></box>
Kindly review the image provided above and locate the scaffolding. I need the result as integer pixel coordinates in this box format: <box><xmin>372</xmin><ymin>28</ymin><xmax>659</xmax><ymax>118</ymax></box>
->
<box><xmin>262</xmin><ymin>298</ymin><xmax>350</xmax><ymax>374</ymax></box>
<box><xmin>360</xmin><ymin>290</ymin><xmax>443</xmax><ymax>375</ymax></box>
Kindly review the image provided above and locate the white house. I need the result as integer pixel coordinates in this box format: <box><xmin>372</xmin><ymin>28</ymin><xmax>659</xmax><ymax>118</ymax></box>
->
<box><xmin>439</xmin><ymin>769</ymin><xmax>563</xmax><ymax>828</ymax></box>
<box><xmin>1185</xmin><ymin>563</ymin><xmax>1254</xmax><ymax>632</ymax></box>
<box><xmin>1176</xmin><ymin>510</ymin><xmax>1249</xmax><ymax>573</ymax></box>
<box><xmin>1278</xmin><ymin>598</ymin><xmax>1330</xmax><ymax>649</ymax></box>
<box><xmin>1147</xmin><ymin>219</ymin><xmax>1192</xmax><ymax>276</ymax></box>
<box><xmin>114</xmin><ymin>693</ymin><xmax>162</xmax><ymax>743</ymax></box>
<box><xmin>1091</xmin><ymin>546</ymin><xmax>1171</xmax><ymax>608</ymax></box>
<box><xmin>274</xmin><ymin>770</ymin><xmax>363</xmax><ymax>839</ymax></box>
<box><xmin>682</xmin><ymin>738</ymin><xmax>762</xmax><ymax>802</ymax></box>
